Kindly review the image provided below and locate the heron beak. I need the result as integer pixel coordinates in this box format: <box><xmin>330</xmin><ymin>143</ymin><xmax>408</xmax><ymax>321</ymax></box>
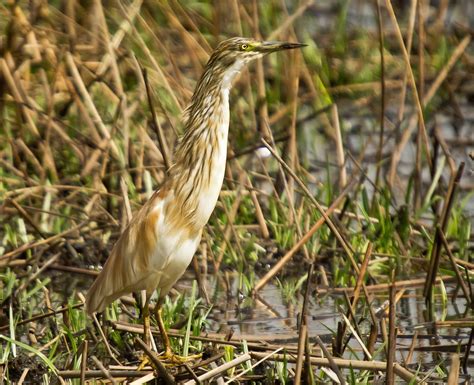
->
<box><xmin>257</xmin><ymin>41</ymin><xmax>307</xmax><ymax>53</ymax></box>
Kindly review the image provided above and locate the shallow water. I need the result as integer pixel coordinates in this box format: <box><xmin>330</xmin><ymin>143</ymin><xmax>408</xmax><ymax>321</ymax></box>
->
<box><xmin>175</xmin><ymin>271</ymin><xmax>473</xmax><ymax>378</ymax></box>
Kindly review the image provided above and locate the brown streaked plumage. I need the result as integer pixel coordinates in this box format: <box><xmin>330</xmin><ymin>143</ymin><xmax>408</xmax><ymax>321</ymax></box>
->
<box><xmin>85</xmin><ymin>37</ymin><xmax>305</xmax><ymax>361</ymax></box>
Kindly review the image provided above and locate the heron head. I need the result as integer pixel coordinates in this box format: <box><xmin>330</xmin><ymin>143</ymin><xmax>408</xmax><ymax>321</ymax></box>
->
<box><xmin>206</xmin><ymin>37</ymin><xmax>306</xmax><ymax>88</ymax></box>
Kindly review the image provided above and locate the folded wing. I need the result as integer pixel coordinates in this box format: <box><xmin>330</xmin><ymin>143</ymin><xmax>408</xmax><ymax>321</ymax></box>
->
<box><xmin>85</xmin><ymin>191</ymin><xmax>164</xmax><ymax>314</ymax></box>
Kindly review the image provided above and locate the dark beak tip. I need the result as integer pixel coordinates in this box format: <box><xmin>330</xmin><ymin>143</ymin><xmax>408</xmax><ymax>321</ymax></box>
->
<box><xmin>278</xmin><ymin>42</ymin><xmax>307</xmax><ymax>51</ymax></box>
<box><xmin>259</xmin><ymin>40</ymin><xmax>307</xmax><ymax>52</ymax></box>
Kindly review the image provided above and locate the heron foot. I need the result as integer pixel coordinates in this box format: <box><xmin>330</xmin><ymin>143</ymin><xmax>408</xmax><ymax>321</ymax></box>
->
<box><xmin>159</xmin><ymin>349</ymin><xmax>202</xmax><ymax>365</ymax></box>
<box><xmin>137</xmin><ymin>355</ymin><xmax>153</xmax><ymax>371</ymax></box>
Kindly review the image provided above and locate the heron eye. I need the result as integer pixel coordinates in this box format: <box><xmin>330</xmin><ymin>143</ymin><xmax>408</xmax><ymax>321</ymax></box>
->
<box><xmin>241</xmin><ymin>44</ymin><xmax>248</xmax><ymax>50</ymax></box>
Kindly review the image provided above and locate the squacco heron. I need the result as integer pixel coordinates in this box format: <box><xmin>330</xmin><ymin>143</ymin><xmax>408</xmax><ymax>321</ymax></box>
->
<box><xmin>85</xmin><ymin>37</ymin><xmax>305</xmax><ymax>362</ymax></box>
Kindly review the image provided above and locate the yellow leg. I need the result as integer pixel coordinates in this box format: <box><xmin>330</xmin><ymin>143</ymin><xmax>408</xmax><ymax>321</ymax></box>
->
<box><xmin>142</xmin><ymin>296</ymin><xmax>151</xmax><ymax>347</ymax></box>
<box><xmin>137</xmin><ymin>296</ymin><xmax>152</xmax><ymax>371</ymax></box>
<box><xmin>155</xmin><ymin>306</ymin><xmax>201</xmax><ymax>364</ymax></box>
<box><xmin>156</xmin><ymin>308</ymin><xmax>172</xmax><ymax>356</ymax></box>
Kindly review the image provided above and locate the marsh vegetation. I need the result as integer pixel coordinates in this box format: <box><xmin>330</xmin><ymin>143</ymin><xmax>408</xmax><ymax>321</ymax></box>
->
<box><xmin>0</xmin><ymin>0</ymin><xmax>473</xmax><ymax>383</ymax></box>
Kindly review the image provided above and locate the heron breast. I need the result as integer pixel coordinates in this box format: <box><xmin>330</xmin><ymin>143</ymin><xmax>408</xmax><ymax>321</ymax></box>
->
<box><xmin>194</xmin><ymin>132</ymin><xmax>227</xmax><ymax>227</ymax></box>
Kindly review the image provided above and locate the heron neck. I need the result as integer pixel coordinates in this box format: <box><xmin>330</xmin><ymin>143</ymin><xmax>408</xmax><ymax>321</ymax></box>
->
<box><xmin>167</xmin><ymin>67</ymin><xmax>233</xmax><ymax>230</ymax></box>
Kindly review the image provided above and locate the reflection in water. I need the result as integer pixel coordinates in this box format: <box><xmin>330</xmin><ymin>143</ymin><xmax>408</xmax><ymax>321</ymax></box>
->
<box><xmin>176</xmin><ymin>271</ymin><xmax>473</xmax><ymax>375</ymax></box>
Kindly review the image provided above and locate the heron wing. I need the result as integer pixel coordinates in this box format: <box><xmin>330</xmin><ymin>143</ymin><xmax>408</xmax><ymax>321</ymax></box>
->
<box><xmin>85</xmin><ymin>189</ymin><xmax>166</xmax><ymax>314</ymax></box>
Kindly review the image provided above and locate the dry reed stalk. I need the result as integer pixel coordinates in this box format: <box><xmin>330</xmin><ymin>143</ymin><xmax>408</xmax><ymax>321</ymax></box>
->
<box><xmin>58</xmin><ymin>370</ymin><xmax>152</xmax><ymax>379</ymax></box>
<box><xmin>352</xmin><ymin>243</ymin><xmax>373</xmax><ymax>308</ymax></box>
<box><xmin>134</xmin><ymin>130</ymin><xmax>146</xmax><ymax>192</ymax></box>
<box><xmin>65</xmin><ymin>52</ymin><xmax>122</xmax><ymax>162</ymax></box>
<box><xmin>386</xmin><ymin>280</ymin><xmax>396</xmax><ymax>385</ymax></box>
<box><xmin>129</xmin><ymin>373</ymin><xmax>156</xmax><ymax>385</ymax></box>
<box><xmin>328</xmin><ymin>80</ymin><xmax>402</xmax><ymax>94</ymax></box>
<box><xmin>92</xmin><ymin>0</ymin><xmax>142</xmax><ymax>107</ymax></box>
<box><xmin>247</xmin><ymin>178</ymin><xmax>270</xmax><ymax>239</ymax></box>
<box><xmin>0</xmin><ymin>302</ymin><xmax>83</xmax><ymax>332</ymax></box>
<box><xmin>232</xmin><ymin>158</ymin><xmax>269</xmax><ymax>238</ymax></box>
<box><xmin>13</xmin><ymin>6</ymin><xmax>42</xmax><ymax>62</ymax></box>
<box><xmin>171</xmin><ymin>2</ymin><xmax>212</xmax><ymax>53</ymax></box>
<box><xmin>214</xmin><ymin>179</ymin><xmax>244</xmax><ymax>272</ymax></box>
<box><xmin>267</xmin><ymin>0</ymin><xmax>312</xmax><ymax>40</ymax></box>
<box><xmin>316</xmin><ymin>275</ymin><xmax>457</xmax><ymax>294</ymax></box>
<box><xmin>261</xmin><ymin>138</ymin><xmax>359</xmax><ymax>273</ymax></box>
<box><xmin>17</xmin><ymin>368</ymin><xmax>29</xmax><ymax>385</ymax></box>
<box><xmin>314</xmin><ymin>332</ymin><xmax>346</xmax><ymax>384</ymax></box>
<box><xmin>250</xmin><ymin>352</ymin><xmax>419</xmax><ymax>382</ymax></box>
<box><xmin>294</xmin><ymin>264</ymin><xmax>313</xmax><ymax>384</ymax></box>
<box><xmin>438</xmin><ymin>228</ymin><xmax>471</xmax><ymax>304</ymax></box>
<box><xmin>116</xmin><ymin>1</ymin><xmax>181</xmax><ymax>110</ymax></box>
<box><xmin>294</xmin><ymin>323</ymin><xmax>307</xmax><ymax>385</ymax></box>
<box><xmin>113</xmin><ymin>320</ymin><xmax>302</xmax><ymax>352</ymax></box>
<box><xmin>249</xmin><ymin>0</ymin><xmax>270</xmax><ymax>141</ymax></box>
<box><xmin>334</xmin><ymin>243</ymin><xmax>373</xmax><ymax>356</ymax></box>
<box><xmin>191</xmin><ymin>352</ymin><xmax>226</xmax><ymax>370</ymax></box>
<box><xmin>366</xmin><ymin>323</ymin><xmax>378</xmax><ymax>360</ymax></box>
<box><xmin>224</xmin><ymin>348</ymin><xmax>283</xmax><ymax>384</ymax></box>
<box><xmin>135</xmin><ymin>338</ymin><xmax>175</xmax><ymax>384</ymax></box>
<box><xmin>92</xmin><ymin>313</ymin><xmax>121</xmax><ymax>366</ymax></box>
<box><xmin>0</xmin><ymin>160</ymin><xmax>37</xmax><ymax>186</ymax></box>
<box><xmin>160</xmin><ymin>3</ymin><xmax>208</xmax><ymax>71</ymax></box>
<box><xmin>462</xmin><ymin>328</ymin><xmax>473</xmax><ymax>373</ymax></box>
<box><xmin>424</xmin><ymin>162</ymin><xmax>465</xmax><ymax>301</ymax></box>
<box><xmin>405</xmin><ymin>330</ymin><xmax>418</xmax><ymax>365</ymax></box>
<box><xmin>80</xmin><ymin>339</ymin><xmax>88</xmax><ymax>385</ymax></box>
<box><xmin>15</xmin><ymin>138</ymin><xmax>44</xmax><ymax>179</ymax></box>
<box><xmin>91</xmin><ymin>355</ymin><xmax>118</xmax><ymax>385</ymax></box>
<box><xmin>385</xmin><ymin>0</ymin><xmax>432</xmax><ymax>187</ymax></box>
<box><xmin>136</xmin><ymin>122</ymin><xmax>168</xmax><ymax>164</ymax></box>
<box><xmin>417</xmin><ymin>0</ymin><xmax>426</xmax><ymax>100</ymax></box>
<box><xmin>15</xmin><ymin>253</ymin><xmax>60</xmax><ymax>295</ymax></box>
<box><xmin>119</xmin><ymin>177</ymin><xmax>132</xmax><ymax>225</ymax></box>
<box><xmin>219</xmin><ymin>192</ymin><xmax>246</xmax><ymax>259</ymax></box>
<box><xmin>95</xmin><ymin>0</ymin><xmax>124</xmax><ymax>98</ymax></box>
<box><xmin>379</xmin><ymin>316</ymin><xmax>389</xmax><ymax>358</ymax></box>
<box><xmin>47</xmin><ymin>119</ymin><xmax>85</xmax><ymax>161</ymax></box>
<box><xmin>374</xmin><ymin>0</ymin><xmax>386</xmax><ymax>190</ymax></box>
<box><xmin>447</xmin><ymin>354</ymin><xmax>460</xmax><ymax>385</ymax></box>
<box><xmin>341</xmin><ymin>312</ymin><xmax>373</xmax><ymax>359</ymax></box>
<box><xmin>142</xmin><ymin>67</ymin><xmax>171</xmax><ymax>172</ymax></box>
<box><xmin>266</xmin><ymin>133</ymin><xmax>312</xmax><ymax>260</ymax></box>
<box><xmin>253</xmin><ymin>178</ymin><xmax>356</xmax><ymax>293</ymax></box>
<box><xmin>287</xmin><ymin>48</ymin><xmax>301</xmax><ymax>197</ymax></box>
<box><xmin>181</xmin><ymin>364</ymin><xmax>200</xmax><ymax>384</ymax></box>
<box><xmin>388</xmin><ymin>35</ymin><xmax>471</xmax><ymax>185</ymax></box>
<box><xmin>0</xmin><ymin>221</ymin><xmax>88</xmax><ymax>261</ymax></box>
<box><xmin>0</xmin><ymin>58</ymin><xmax>39</xmax><ymax>137</ymax></box>
<box><xmin>183</xmin><ymin>353</ymin><xmax>251</xmax><ymax>385</ymax></box>
<box><xmin>64</xmin><ymin>0</ymin><xmax>76</xmax><ymax>52</ymax></box>
<box><xmin>414</xmin><ymin>0</ymin><xmax>426</xmax><ymax>210</ymax></box>
<box><xmin>397</xmin><ymin>0</ymin><xmax>417</xmax><ymax>123</ymax></box>
<box><xmin>9</xmin><ymin>199</ymin><xmax>47</xmax><ymax>239</ymax></box>
<box><xmin>434</xmin><ymin>127</ymin><xmax>456</xmax><ymax>174</ymax></box>
<box><xmin>331</xmin><ymin>104</ymin><xmax>347</xmax><ymax>190</ymax></box>
<box><xmin>80</xmin><ymin>136</ymin><xmax>111</xmax><ymax>178</ymax></box>
<box><xmin>270</xmin><ymin>0</ymin><xmax>307</xmax><ymax>187</ymax></box>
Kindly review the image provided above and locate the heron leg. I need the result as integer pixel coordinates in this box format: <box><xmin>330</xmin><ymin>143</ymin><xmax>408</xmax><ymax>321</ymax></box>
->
<box><xmin>155</xmin><ymin>307</ymin><xmax>172</xmax><ymax>355</ymax></box>
<box><xmin>136</xmin><ymin>294</ymin><xmax>155</xmax><ymax>371</ymax></box>
<box><xmin>155</xmin><ymin>305</ymin><xmax>201</xmax><ymax>364</ymax></box>
<box><xmin>142</xmin><ymin>294</ymin><xmax>151</xmax><ymax>347</ymax></box>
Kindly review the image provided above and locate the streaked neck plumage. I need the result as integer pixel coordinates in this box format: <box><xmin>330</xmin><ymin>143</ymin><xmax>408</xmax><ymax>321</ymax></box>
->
<box><xmin>167</xmin><ymin>57</ymin><xmax>246</xmax><ymax>231</ymax></box>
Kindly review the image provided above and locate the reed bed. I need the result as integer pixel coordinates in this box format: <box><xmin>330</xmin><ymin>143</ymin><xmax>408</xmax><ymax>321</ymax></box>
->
<box><xmin>0</xmin><ymin>0</ymin><xmax>473</xmax><ymax>383</ymax></box>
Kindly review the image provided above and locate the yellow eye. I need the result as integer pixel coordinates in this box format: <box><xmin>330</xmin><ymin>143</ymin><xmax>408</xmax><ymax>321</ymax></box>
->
<box><xmin>241</xmin><ymin>44</ymin><xmax>248</xmax><ymax>50</ymax></box>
